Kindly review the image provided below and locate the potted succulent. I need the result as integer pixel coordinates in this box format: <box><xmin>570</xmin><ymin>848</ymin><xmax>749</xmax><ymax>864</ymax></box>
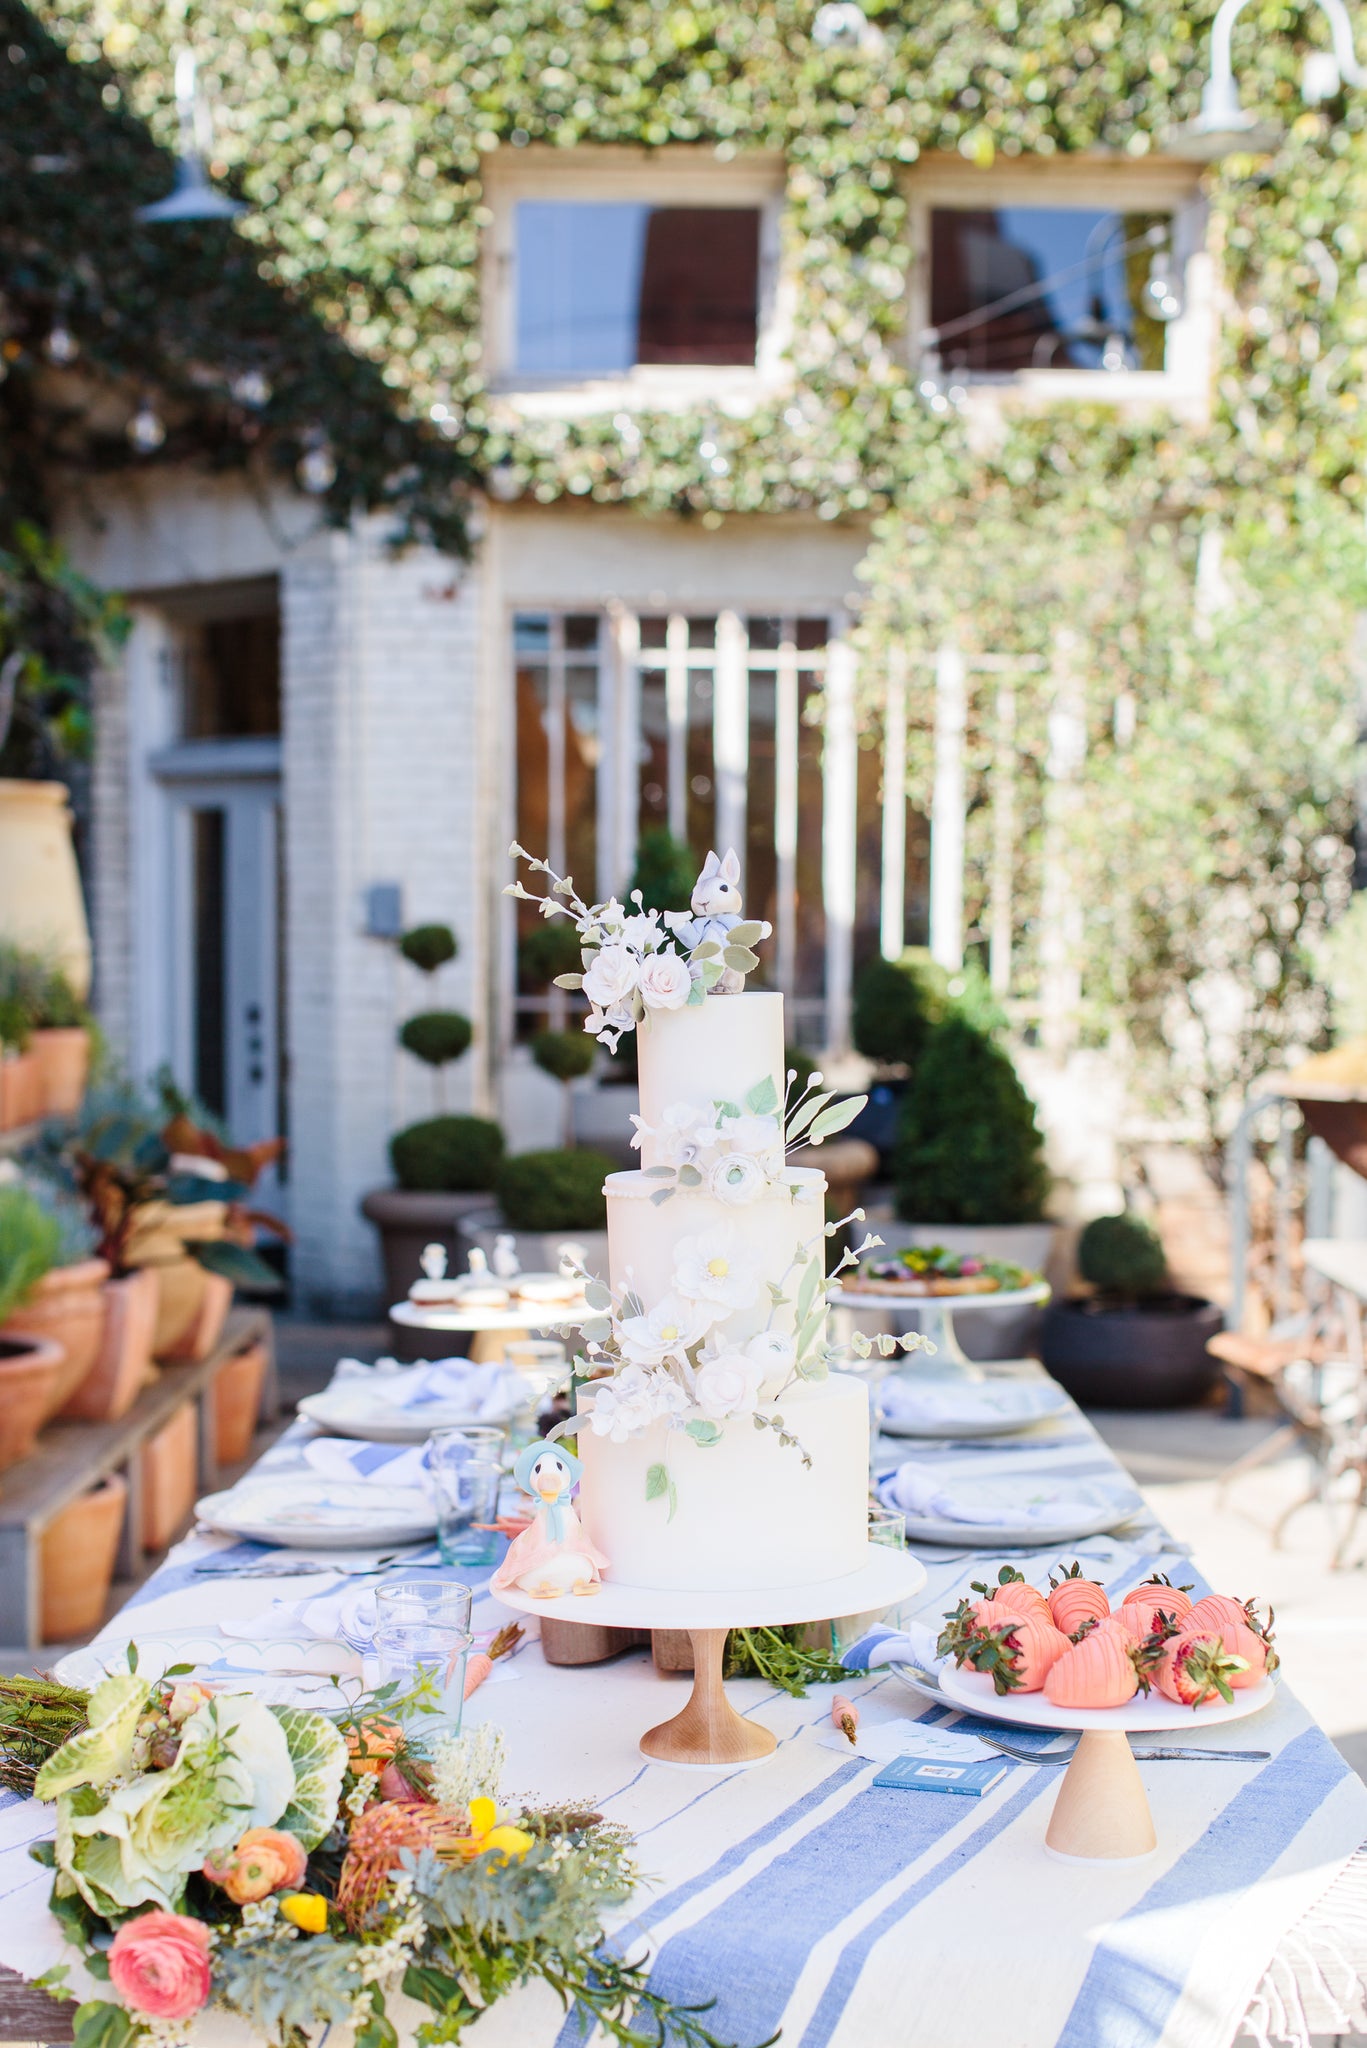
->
<box><xmin>1040</xmin><ymin>1212</ymin><xmax>1222</xmax><ymax>1410</ymax></box>
<box><xmin>0</xmin><ymin>1179</ymin><xmax>109</xmax><ymax>1415</ymax></box>
<box><xmin>30</xmin><ymin>960</ymin><xmax>91</xmax><ymax>1117</ymax></box>
<box><xmin>363</xmin><ymin>922</ymin><xmax>505</xmax><ymax>1303</ymax></box>
<box><xmin>0</xmin><ymin>1184</ymin><xmax>67</xmax><ymax>1468</ymax></box>
<box><xmin>463</xmin><ymin>1146</ymin><xmax>614</xmax><ymax>1280</ymax></box>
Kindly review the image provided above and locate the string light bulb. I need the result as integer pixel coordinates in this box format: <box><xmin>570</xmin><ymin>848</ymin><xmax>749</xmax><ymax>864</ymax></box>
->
<box><xmin>45</xmin><ymin>323</ymin><xmax>78</xmax><ymax>365</ymax></box>
<box><xmin>296</xmin><ymin>433</ymin><xmax>337</xmax><ymax>494</ymax></box>
<box><xmin>1143</xmin><ymin>244</ymin><xmax>1184</xmax><ymax>323</ymax></box>
<box><xmin>230</xmin><ymin>368</ymin><xmax>271</xmax><ymax>407</ymax></box>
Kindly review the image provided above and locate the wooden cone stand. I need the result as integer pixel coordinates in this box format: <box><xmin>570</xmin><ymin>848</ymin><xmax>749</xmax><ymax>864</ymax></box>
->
<box><xmin>1044</xmin><ymin>1732</ymin><xmax>1157</xmax><ymax>1862</ymax></box>
<box><xmin>639</xmin><ymin>1629</ymin><xmax>776</xmax><ymax>1768</ymax></box>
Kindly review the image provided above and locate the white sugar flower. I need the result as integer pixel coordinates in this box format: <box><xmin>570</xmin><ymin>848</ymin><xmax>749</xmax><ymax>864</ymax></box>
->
<box><xmin>709</xmin><ymin>1153</ymin><xmax>767</xmax><ymax>1205</ymax></box>
<box><xmin>618</xmin><ymin>1292</ymin><xmax>716</xmax><ymax>1365</ymax></box>
<box><xmin>745</xmin><ymin>1329</ymin><xmax>796</xmax><ymax>1379</ymax></box>
<box><xmin>693</xmin><ymin>1346</ymin><xmax>766</xmax><ymax>1421</ymax></box>
<box><xmin>719</xmin><ymin>1112</ymin><xmax>784</xmax><ymax>1169</ymax></box>
<box><xmin>630</xmin><ymin>1101</ymin><xmax>704</xmax><ymax>1164</ymax></box>
<box><xmin>586</xmin><ymin>1365</ymin><xmax>687</xmax><ymax>1440</ymax></box>
<box><xmin>637</xmin><ymin>951</ymin><xmax>692</xmax><ymax>1011</ymax></box>
<box><xmin>622</xmin><ymin>911</ymin><xmax>664</xmax><ymax>952</ymax></box>
<box><xmin>672</xmin><ymin>1231</ymin><xmax>760</xmax><ymax>1311</ymax></box>
<box><xmin>582</xmin><ymin>944</ymin><xmax>640</xmax><ymax>1010</ymax></box>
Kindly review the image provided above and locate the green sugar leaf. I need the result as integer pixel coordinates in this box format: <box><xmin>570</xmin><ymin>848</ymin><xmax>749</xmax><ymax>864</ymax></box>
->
<box><xmin>744</xmin><ymin>1074</ymin><xmax>780</xmax><ymax>1116</ymax></box>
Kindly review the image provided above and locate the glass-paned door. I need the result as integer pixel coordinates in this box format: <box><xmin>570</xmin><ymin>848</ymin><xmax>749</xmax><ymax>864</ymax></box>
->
<box><xmin>165</xmin><ymin>778</ymin><xmax>286</xmax><ymax>1177</ymax></box>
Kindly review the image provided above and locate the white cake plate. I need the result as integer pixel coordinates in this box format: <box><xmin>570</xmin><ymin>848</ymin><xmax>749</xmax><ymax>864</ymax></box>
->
<box><xmin>828</xmin><ymin>1281</ymin><xmax>1050</xmax><ymax>1370</ymax></box>
<box><xmin>390</xmin><ymin>1300</ymin><xmax>587</xmax><ymax>1334</ymax></box>
<box><xmin>939</xmin><ymin>1662</ymin><xmax>1276</xmax><ymax>1863</ymax></box>
<box><xmin>499</xmin><ymin>1545</ymin><xmax>927</xmax><ymax>1771</ymax></box>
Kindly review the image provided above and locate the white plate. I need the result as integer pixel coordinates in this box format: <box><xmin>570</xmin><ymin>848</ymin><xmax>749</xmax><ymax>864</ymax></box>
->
<box><xmin>299</xmin><ymin>1388</ymin><xmax>514</xmax><ymax>1444</ymax></box>
<box><xmin>53</xmin><ymin>1624</ymin><xmax>356</xmax><ymax>1690</ymax></box>
<box><xmin>939</xmin><ymin>1660</ymin><xmax>1276</xmax><ymax>1733</ymax></box>
<box><xmin>195</xmin><ymin>1474</ymin><xmax>437</xmax><ymax>1547</ymax></box>
<box><xmin>878</xmin><ymin>1379</ymin><xmax>1072</xmax><ymax>1440</ymax></box>
<box><xmin>879</xmin><ymin>1472</ymin><xmax>1144</xmax><ymax>1548</ymax></box>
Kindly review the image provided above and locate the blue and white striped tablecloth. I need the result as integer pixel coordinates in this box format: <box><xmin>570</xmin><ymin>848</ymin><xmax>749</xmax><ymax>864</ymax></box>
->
<box><xmin>0</xmin><ymin>1378</ymin><xmax>1363</xmax><ymax>2048</ymax></box>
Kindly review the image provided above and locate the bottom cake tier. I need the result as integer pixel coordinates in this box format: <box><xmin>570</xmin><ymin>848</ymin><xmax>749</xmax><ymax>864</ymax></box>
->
<box><xmin>576</xmin><ymin>1371</ymin><xmax>870</xmax><ymax>1592</ymax></box>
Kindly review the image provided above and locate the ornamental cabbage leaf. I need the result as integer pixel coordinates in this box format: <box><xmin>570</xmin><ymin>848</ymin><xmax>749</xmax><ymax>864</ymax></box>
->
<box><xmin>271</xmin><ymin>1707</ymin><xmax>348</xmax><ymax>1850</ymax></box>
<box><xmin>36</xmin><ymin>1676</ymin><xmax>152</xmax><ymax>1801</ymax></box>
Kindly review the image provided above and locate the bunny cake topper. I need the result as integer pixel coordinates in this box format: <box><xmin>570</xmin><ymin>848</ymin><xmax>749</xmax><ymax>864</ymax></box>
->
<box><xmin>504</xmin><ymin>840</ymin><xmax>773</xmax><ymax>1049</ymax></box>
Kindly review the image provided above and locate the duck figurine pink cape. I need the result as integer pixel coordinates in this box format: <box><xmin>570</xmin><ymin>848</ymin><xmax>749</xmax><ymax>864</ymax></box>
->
<box><xmin>491</xmin><ymin>1440</ymin><xmax>608</xmax><ymax>1599</ymax></box>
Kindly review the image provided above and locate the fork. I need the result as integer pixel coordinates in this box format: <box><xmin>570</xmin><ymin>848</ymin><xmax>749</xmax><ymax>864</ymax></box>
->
<box><xmin>978</xmin><ymin>1734</ymin><xmax>1271</xmax><ymax>1765</ymax></box>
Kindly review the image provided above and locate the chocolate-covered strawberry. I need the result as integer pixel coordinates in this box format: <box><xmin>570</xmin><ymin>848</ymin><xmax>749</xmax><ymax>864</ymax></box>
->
<box><xmin>1152</xmin><ymin>1628</ymin><xmax>1250</xmax><ymax>1707</ymax></box>
<box><xmin>963</xmin><ymin>1610</ymin><xmax>1071</xmax><ymax>1696</ymax></box>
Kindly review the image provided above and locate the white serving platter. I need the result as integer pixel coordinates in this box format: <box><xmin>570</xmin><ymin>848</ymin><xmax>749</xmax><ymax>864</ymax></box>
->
<box><xmin>195</xmin><ymin>1474</ymin><xmax>437</xmax><ymax>1548</ymax></box>
<box><xmin>938</xmin><ymin>1659</ymin><xmax>1276</xmax><ymax>1733</ymax></box>
<box><xmin>298</xmin><ymin>1386</ymin><xmax>517</xmax><ymax>1443</ymax></box>
<box><xmin>878</xmin><ymin>1472</ymin><xmax>1144</xmax><ymax>1548</ymax></box>
<box><xmin>878</xmin><ymin>1378</ymin><xmax>1072</xmax><ymax>1440</ymax></box>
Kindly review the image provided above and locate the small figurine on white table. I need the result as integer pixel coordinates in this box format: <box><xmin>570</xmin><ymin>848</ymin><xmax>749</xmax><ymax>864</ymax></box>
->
<box><xmin>492</xmin><ymin>1234</ymin><xmax>522</xmax><ymax>1281</ymax></box>
<box><xmin>491</xmin><ymin>1442</ymin><xmax>608</xmax><ymax>1599</ymax></box>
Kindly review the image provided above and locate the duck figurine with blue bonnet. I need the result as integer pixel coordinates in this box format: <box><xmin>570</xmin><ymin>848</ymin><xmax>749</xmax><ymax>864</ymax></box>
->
<box><xmin>491</xmin><ymin>1440</ymin><xmax>609</xmax><ymax>1599</ymax></box>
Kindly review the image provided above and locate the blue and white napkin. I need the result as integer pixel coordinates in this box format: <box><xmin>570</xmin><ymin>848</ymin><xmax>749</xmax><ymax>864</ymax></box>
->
<box><xmin>330</xmin><ymin>1354</ymin><xmax>529</xmax><ymax>1418</ymax></box>
<box><xmin>302</xmin><ymin>1436</ymin><xmax>432</xmax><ymax>1490</ymax></box>
<box><xmin>840</xmin><ymin>1618</ymin><xmax>948</xmax><ymax>1679</ymax></box>
<box><xmin>880</xmin><ymin>1461</ymin><xmax>1121</xmax><ymax>1529</ymax></box>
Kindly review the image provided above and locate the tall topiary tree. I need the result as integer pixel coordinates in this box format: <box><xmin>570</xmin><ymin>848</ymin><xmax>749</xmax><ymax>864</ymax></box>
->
<box><xmin>531</xmin><ymin>1029</ymin><xmax>597</xmax><ymax>1147</ymax></box>
<box><xmin>893</xmin><ymin>1016</ymin><xmax>1049</xmax><ymax>1225</ymax></box>
<box><xmin>394</xmin><ymin>924</ymin><xmax>473</xmax><ymax>1112</ymax></box>
<box><xmin>627</xmin><ymin>829</ymin><xmax>696</xmax><ymax>915</ymax></box>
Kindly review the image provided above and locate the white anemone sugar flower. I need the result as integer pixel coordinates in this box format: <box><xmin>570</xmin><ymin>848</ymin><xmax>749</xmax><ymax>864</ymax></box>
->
<box><xmin>622</xmin><ymin>910</ymin><xmax>664</xmax><ymax>953</ymax></box>
<box><xmin>709</xmin><ymin>1153</ymin><xmax>767</xmax><ymax>1206</ymax></box>
<box><xmin>745</xmin><ymin>1329</ymin><xmax>796</xmax><ymax>1378</ymax></box>
<box><xmin>672</xmin><ymin>1231</ymin><xmax>760</xmax><ymax>1312</ymax></box>
<box><xmin>637</xmin><ymin>951</ymin><xmax>692</xmax><ymax>1011</ymax></box>
<box><xmin>692</xmin><ymin>1346</ymin><xmax>766</xmax><ymax>1421</ymax></box>
<box><xmin>618</xmin><ymin>1292</ymin><xmax>715</xmax><ymax>1365</ymax></box>
<box><xmin>582</xmin><ymin>944</ymin><xmax>640</xmax><ymax>1011</ymax></box>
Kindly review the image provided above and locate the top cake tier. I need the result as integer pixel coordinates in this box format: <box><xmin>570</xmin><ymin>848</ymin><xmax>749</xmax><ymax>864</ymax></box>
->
<box><xmin>635</xmin><ymin>991</ymin><xmax>786</xmax><ymax>1168</ymax></box>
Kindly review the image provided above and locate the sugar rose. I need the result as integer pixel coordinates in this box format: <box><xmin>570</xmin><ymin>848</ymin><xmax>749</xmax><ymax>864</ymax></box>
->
<box><xmin>108</xmin><ymin>1910</ymin><xmax>212</xmax><ymax>2020</ymax></box>
<box><xmin>637</xmin><ymin>952</ymin><xmax>692</xmax><ymax>1011</ymax></box>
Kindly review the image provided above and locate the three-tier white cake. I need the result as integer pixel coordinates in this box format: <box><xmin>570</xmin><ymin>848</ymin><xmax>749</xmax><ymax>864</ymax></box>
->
<box><xmin>575</xmin><ymin>989</ymin><xmax>870</xmax><ymax>1592</ymax></box>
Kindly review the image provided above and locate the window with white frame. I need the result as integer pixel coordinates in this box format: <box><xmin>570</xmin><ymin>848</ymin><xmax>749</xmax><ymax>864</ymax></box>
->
<box><xmin>510</xmin><ymin>609</ymin><xmax>895</xmax><ymax>1050</ymax></box>
<box><xmin>905</xmin><ymin>160</ymin><xmax>1210</xmax><ymax>403</ymax></box>
<box><xmin>483</xmin><ymin>148</ymin><xmax>787</xmax><ymax>393</ymax></box>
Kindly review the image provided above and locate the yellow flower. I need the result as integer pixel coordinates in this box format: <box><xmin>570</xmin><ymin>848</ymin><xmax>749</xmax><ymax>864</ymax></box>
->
<box><xmin>457</xmin><ymin>1796</ymin><xmax>533</xmax><ymax>1864</ymax></box>
<box><xmin>279</xmin><ymin>1892</ymin><xmax>328</xmax><ymax>1934</ymax></box>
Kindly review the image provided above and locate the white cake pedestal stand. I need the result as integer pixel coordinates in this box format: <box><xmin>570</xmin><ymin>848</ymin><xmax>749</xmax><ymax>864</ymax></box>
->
<box><xmin>938</xmin><ymin>1663</ymin><xmax>1276</xmax><ymax>1862</ymax></box>
<box><xmin>500</xmin><ymin>1546</ymin><xmax>927</xmax><ymax>1770</ymax></box>
<box><xmin>828</xmin><ymin>1281</ymin><xmax>1050</xmax><ymax>1371</ymax></box>
<box><xmin>390</xmin><ymin>1298</ymin><xmax>587</xmax><ymax>1364</ymax></box>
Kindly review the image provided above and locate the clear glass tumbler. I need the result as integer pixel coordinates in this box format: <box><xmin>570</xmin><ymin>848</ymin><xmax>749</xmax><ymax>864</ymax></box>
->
<box><xmin>372</xmin><ymin>1579</ymin><xmax>473</xmax><ymax>1728</ymax></box>
<box><xmin>428</xmin><ymin>1444</ymin><xmax>504</xmax><ymax>1566</ymax></box>
<box><xmin>504</xmin><ymin>1338</ymin><xmax>568</xmax><ymax>1446</ymax></box>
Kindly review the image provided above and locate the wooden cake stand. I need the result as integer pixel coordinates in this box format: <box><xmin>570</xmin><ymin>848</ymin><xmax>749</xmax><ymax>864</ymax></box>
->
<box><xmin>938</xmin><ymin>1663</ymin><xmax>1276</xmax><ymax>1862</ymax></box>
<box><xmin>500</xmin><ymin>1545</ymin><xmax>926</xmax><ymax>1770</ymax></box>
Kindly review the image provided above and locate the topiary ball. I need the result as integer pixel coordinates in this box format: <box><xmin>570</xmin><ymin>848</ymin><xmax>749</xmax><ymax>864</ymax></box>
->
<box><xmin>399</xmin><ymin>1011</ymin><xmax>473</xmax><ymax>1068</ymax></box>
<box><xmin>893</xmin><ymin>1014</ymin><xmax>1049</xmax><ymax>1225</ymax></box>
<box><xmin>517</xmin><ymin>920</ymin><xmax>583</xmax><ymax>988</ymax></box>
<box><xmin>530</xmin><ymin>1029</ymin><xmax>597</xmax><ymax>1085</ymax></box>
<box><xmin>852</xmin><ymin>955</ymin><xmax>940</xmax><ymax>1068</ymax></box>
<box><xmin>1077</xmin><ymin>1213</ymin><xmax>1168</xmax><ymax>1299</ymax></box>
<box><xmin>495</xmin><ymin>1149</ymin><xmax>613</xmax><ymax>1232</ymax></box>
<box><xmin>390</xmin><ymin>1115</ymin><xmax>505</xmax><ymax>1193</ymax></box>
<box><xmin>399</xmin><ymin>924</ymin><xmax>458</xmax><ymax>974</ymax></box>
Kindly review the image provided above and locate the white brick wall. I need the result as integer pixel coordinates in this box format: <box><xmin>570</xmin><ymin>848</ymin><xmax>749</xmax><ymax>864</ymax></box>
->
<box><xmin>282</xmin><ymin>523</ymin><xmax>485</xmax><ymax>1313</ymax></box>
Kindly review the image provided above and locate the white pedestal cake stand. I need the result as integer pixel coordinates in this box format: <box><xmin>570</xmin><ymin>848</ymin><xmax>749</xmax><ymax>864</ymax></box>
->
<box><xmin>500</xmin><ymin>1545</ymin><xmax>927</xmax><ymax>1770</ymax></box>
<box><xmin>390</xmin><ymin>1298</ymin><xmax>587</xmax><ymax>1364</ymax></box>
<box><xmin>828</xmin><ymin>1281</ymin><xmax>1050</xmax><ymax>1371</ymax></box>
<box><xmin>938</xmin><ymin>1663</ymin><xmax>1276</xmax><ymax>1862</ymax></box>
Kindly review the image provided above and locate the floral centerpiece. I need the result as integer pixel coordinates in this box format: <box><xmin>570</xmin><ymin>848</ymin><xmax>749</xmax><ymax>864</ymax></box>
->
<box><xmin>0</xmin><ymin>1667</ymin><xmax>754</xmax><ymax>2048</ymax></box>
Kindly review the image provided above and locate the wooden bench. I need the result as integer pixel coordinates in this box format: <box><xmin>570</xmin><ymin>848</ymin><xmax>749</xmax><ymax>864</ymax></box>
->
<box><xmin>0</xmin><ymin>1307</ymin><xmax>276</xmax><ymax>1649</ymax></box>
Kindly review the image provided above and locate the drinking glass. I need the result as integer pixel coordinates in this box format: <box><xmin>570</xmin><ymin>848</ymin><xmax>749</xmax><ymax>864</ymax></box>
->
<box><xmin>868</xmin><ymin>1505</ymin><xmax>906</xmax><ymax>1551</ymax></box>
<box><xmin>428</xmin><ymin>1446</ymin><xmax>504</xmax><ymax>1566</ymax></box>
<box><xmin>504</xmin><ymin>1338</ymin><xmax>568</xmax><ymax>1446</ymax></box>
<box><xmin>432</xmin><ymin>1423</ymin><xmax>507</xmax><ymax>1461</ymax></box>
<box><xmin>372</xmin><ymin>1579</ymin><xmax>473</xmax><ymax>1728</ymax></box>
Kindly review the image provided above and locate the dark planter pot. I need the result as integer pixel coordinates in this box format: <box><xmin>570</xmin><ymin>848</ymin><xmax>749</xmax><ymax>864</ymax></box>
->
<box><xmin>1040</xmin><ymin>1294</ymin><xmax>1223</xmax><ymax>1411</ymax></box>
<box><xmin>360</xmin><ymin>1187</ymin><xmax>492</xmax><ymax>1310</ymax></box>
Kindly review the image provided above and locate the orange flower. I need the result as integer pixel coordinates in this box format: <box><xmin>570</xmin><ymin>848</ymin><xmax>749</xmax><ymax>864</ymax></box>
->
<box><xmin>346</xmin><ymin>1716</ymin><xmax>403</xmax><ymax>1776</ymax></box>
<box><xmin>205</xmin><ymin>1827</ymin><xmax>308</xmax><ymax>1904</ymax></box>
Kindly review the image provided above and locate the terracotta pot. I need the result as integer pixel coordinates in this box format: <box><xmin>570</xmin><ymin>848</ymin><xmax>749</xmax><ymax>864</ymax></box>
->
<box><xmin>40</xmin><ymin>1473</ymin><xmax>128</xmax><ymax>1642</ymax></box>
<box><xmin>158</xmin><ymin>1270</ymin><xmax>233</xmax><ymax>1365</ymax></box>
<box><xmin>1</xmin><ymin>1258</ymin><xmax>110</xmax><ymax>1416</ymax></box>
<box><xmin>32</xmin><ymin>1026</ymin><xmax>90</xmax><ymax>1118</ymax></box>
<box><xmin>122</xmin><ymin>1201</ymin><xmax>229</xmax><ymax>1359</ymax></box>
<box><xmin>212</xmin><ymin>1341</ymin><xmax>268</xmax><ymax>1465</ymax></box>
<box><xmin>0</xmin><ymin>1050</ymin><xmax>43</xmax><ymax>1130</ymax></box>
<box><xmin>140</xmin><ymin>1402</ymin><xmax>198</xmax><ymax>1552</ymax></box>
<box><xmin>0</xmin><ymin>780</ymin><xmax>91</xmax><ymax>1000</ymax></box>
<box><xmin>59</xmin><ymin>1266</ymin><xmax>158</xmax><ymax>1423</ymax></box>
<box><xmin>0</xmin><ymin>1334</ymin><xmax>65</xmax><ymax>1471</ymax></box>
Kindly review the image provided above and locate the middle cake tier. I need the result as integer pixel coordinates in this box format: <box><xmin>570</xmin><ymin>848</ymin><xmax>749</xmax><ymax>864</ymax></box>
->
<box><xmin>604</xmin><ymin>1164</ymin><xmax>828</xmax><ymax>1357</ymax></box>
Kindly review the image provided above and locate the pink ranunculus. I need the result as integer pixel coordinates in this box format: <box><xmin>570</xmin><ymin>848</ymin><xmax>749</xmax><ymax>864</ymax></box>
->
<box><xmin>108</xmin><ymin>1910</ymin><xmax>213</xmax><ymax>2020</ymax></box>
